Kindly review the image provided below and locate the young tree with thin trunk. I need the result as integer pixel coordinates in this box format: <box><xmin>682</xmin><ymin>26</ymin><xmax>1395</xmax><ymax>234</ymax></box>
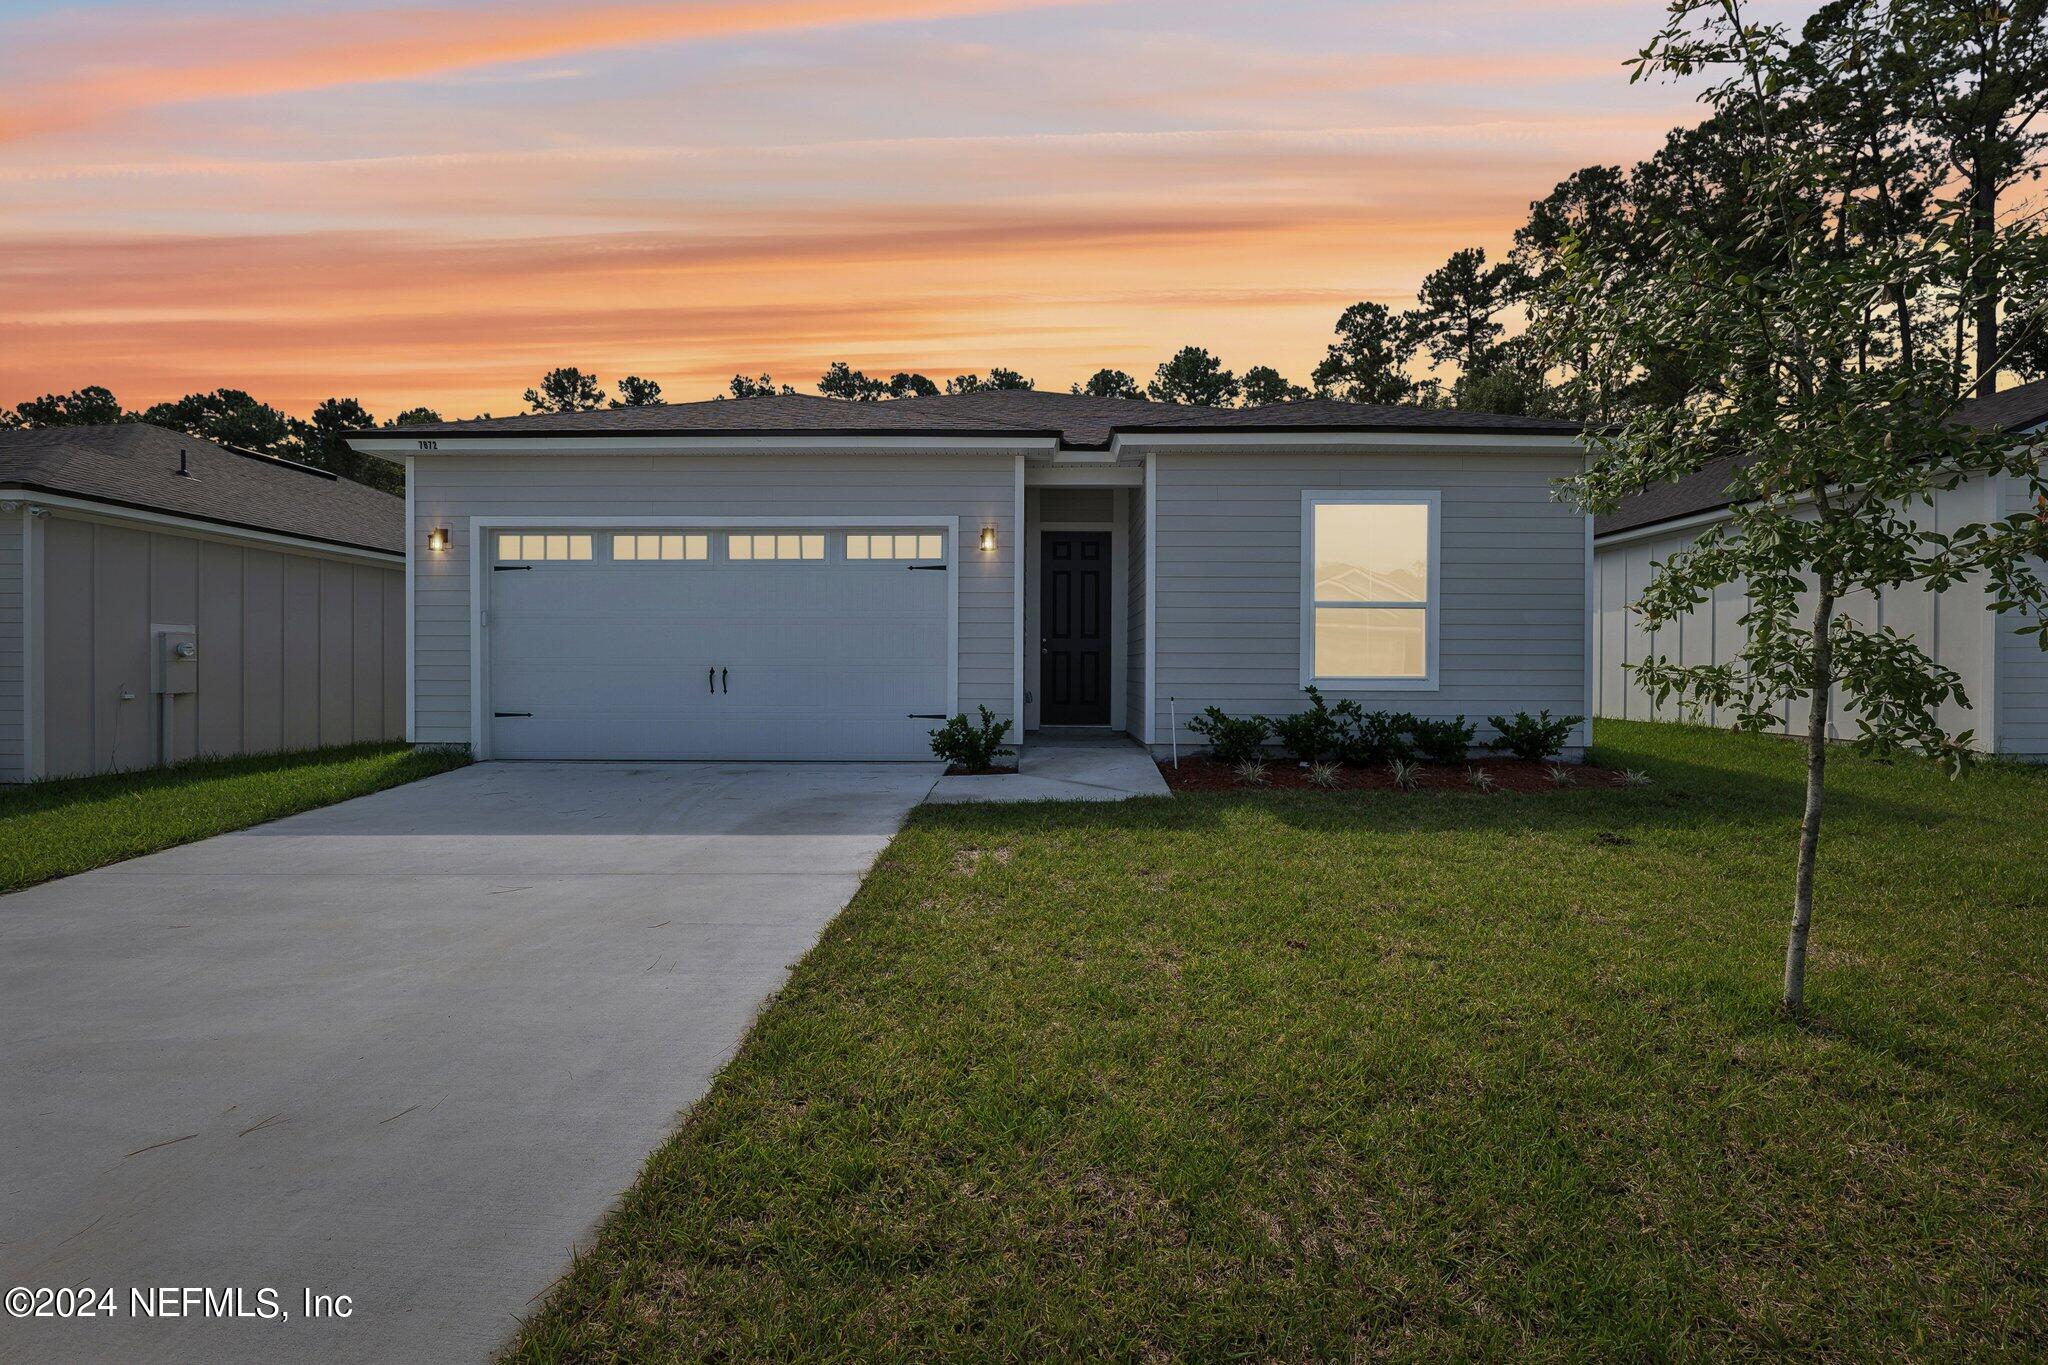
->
<box><xmin>1551</xmin><ymin>0</ymin><xmax>2048</xmax><ymax>1015</ymax></box>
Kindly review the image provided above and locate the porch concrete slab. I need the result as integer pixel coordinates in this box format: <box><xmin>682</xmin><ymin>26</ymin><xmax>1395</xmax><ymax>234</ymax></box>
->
<box><xmin>926</xmin><ymin>733</ymin><xmax>1170</xmax><ymax>803</ymax></box>
<box><xmin>0</xmin><ymin>759</ymin><xmax>939</xmax><ymax>1364</ymax></box>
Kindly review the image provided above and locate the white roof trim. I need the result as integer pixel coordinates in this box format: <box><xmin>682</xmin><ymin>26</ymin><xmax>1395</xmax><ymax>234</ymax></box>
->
<box><xmin>1107</xmin><ymin>430</ymin><xmax>1584</xmax><ymax>458</ymax></box>
<box><xmin>0</xmin><ymin>488</ymin><xmax>402</xmax><ymax>566</ymax></box>
<box><xmin>1593</xmin><ymin>505</ymin><xmax>1735</xmax><ymax>548</ymax></box>
<box><xmin>348</xmin><ymin>433</ymin><xmax>1060</xmax><ymax>456</ymax></box>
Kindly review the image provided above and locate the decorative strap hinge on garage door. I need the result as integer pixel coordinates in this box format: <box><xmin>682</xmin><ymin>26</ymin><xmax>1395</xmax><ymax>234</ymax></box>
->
<box><xmin>907</xmin><ymin>713</ymin><xmax>947</xmax><ymax>719</ymax></box>
<box><xmin>906</xmin><ymin>564</ymin><xmax>948</xmax><ymax>571</ymax></box>
<box><xmin>492</xmin><ymin>564</ymin><xmax>532</xmax><ymax>572</ymax></box>
<box><xmin>494</xmin><ymin>711</ymin><xmax>533</xmax><ymax>718</ymax></box>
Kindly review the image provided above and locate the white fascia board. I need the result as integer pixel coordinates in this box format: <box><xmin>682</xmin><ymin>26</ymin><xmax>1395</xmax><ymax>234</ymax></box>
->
<box><xmin>0</xmin><ymin>489</ymin><xmax>402</xmax><ymax>567</ymax></box>
<box><xmin>1592</xmin><ymin>505</ymin><xmax>1736</xmax><ymax>550</ymax></box>
<box><xmin>1108</xmin><ymin>430</ymin><xmax>1584</xmax><ymax>458</ymax></box>
<box><xmin>1026</xmin><ymin>465</ymin><xmax>1143</xmax><ymax>487</ymax></box>
<box><xmin>348</xmin><ymin>434</ymin><xmax>1060</xmax><ymax>457</ymax></box>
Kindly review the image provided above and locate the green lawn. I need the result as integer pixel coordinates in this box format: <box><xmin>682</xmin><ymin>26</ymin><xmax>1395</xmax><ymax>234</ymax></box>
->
<box><xmin>512</xmin><ymin>722</ymin><xmax>2046</xmax><ymax>1361</ymax></box>
<box><xmin>0</xmin><ymin>743</ymin><xmax>470</xmax><ymax>893</ymax></box>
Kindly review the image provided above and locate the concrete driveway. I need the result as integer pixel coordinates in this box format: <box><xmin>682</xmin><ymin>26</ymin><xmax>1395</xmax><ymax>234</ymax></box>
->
<box><xmin>0</xmin><ymin>760</ymin><xmax>938</xmax><ymax>1363</ymax></box>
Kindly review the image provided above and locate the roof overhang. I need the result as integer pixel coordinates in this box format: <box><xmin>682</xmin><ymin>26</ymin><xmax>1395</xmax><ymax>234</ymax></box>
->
<box><xmin>0</xmin><ymin>487</ymin><xmax>403</xmax><ymax>565</ymax></box>
<box><xmin>1107</xmin><ymin>429</ymin><xmax>1586</xmax><ymax>458</ymax></box>
<box><xmin>348</xmin><ymin>432</ymin><xmax>1062</xmax><ymax>457</ymax></box>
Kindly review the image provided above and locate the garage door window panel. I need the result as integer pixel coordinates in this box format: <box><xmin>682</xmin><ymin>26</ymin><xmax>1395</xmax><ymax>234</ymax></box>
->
<box><xmin>728</xmin><ymin>533</ymin><xmax>825</xmax><ymax>561</ymax></box>
<box><xmin>498</xmin><ymin>533</ymin><xmax>592</xmax><ymax>562</ymax></box>
<box><xmin>847</xmin><ymin>532</ymin><xmax>945</xmax><ymax>561</ymax></box>
<box><xmin>612</xmin><ymin>533</ymin><xmax>708</xmax><ymax>562</ymax></box>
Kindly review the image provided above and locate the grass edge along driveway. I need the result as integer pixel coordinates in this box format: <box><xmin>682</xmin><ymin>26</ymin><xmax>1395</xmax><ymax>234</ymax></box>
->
<box><xmin>0</xmin><ymin>743</ymin><xmax>471</xmax><ymax>893</ymax></box>
<box><xmin>509</xmin><ymin>721</ymin><xmax>2046</xmax><ymax>1361</ymax></box>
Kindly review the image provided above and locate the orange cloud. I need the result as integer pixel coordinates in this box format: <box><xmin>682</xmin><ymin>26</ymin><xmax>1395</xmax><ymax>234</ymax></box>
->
<box><xmin>0</xmin><ymin>0</ymin><xmax>1103</xmax><ymax>141</ymax></box>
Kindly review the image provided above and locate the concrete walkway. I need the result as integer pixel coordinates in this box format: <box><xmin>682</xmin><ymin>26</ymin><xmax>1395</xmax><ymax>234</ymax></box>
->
<box><xmin>0</xmin><ymin>760</ymin><xmax>939</xmax><ymax>1364</ymax></box>
<box><xmin>926</xmin><ymin>732</ymin><xmax>1170</xmax><ymax>803</ymax></box>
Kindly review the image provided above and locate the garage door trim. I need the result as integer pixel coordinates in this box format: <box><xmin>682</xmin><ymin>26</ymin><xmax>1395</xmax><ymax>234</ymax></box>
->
<box><xmin>466</xmin><ymin>515</ymin><xmax>959</xmax><ymax>760</ymax></box>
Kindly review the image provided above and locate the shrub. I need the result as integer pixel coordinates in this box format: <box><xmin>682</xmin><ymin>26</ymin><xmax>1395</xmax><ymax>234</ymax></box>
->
<box><xmin>928</xmin><ymin>706</ymin><xmax>1014</xmax><ymax>772</ymax></box>
<box><xmin>1233</xmin><ymin>758</ymin><xmax>1270</xmax><ymax>786</ymax></box>
<box><xmin>1338</xmin><ymin>709</ymin><xmax>1415</xmax><ymax>766</ymax></box>
<box><xmin>1271</xmin><ymin>685</ymin><xmax>1346</xmax><ymax>764</ymax></box>
<box><xmin>1187</xmin><ymin>707</ymin><xmax>1269</xmax><ymax>765</ymax></box>
<box><xmin>1547</xmin><ymin>763</ymin><xmax>1576</xmax><ymax>788</ymax></box>
<box><xmin>1307</xmin><ymin>761</ymin><xmax>1341</xmax><ymax>789</ymax></box>
<box><xmin>1409</xmin><ymin>716</ymin><xmax>1476</xmax><ymax>764</ymax></box>
<box><xmin>1486</xmin><ymin>710</ymin><xmax>1583</xmax><ymax>762</ymax></box>
<box><xmin>1387</xmin><ymin>758</ymin><xmax>1422</xmax><ymax>790</ymax></box>
<box><xmin>1464</xmin><ymin>766</ymin><xmax>1497</xmax><ymax>793</ymax></box>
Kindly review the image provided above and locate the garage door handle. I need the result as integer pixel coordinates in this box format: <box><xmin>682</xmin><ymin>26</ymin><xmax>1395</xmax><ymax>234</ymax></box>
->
<box><xmin>721</xmin><ymin>668</ymin><xmax>729</xmax><ymax>693</ymax></box>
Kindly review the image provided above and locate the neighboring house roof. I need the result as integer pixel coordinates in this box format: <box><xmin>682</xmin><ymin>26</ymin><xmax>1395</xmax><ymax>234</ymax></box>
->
<box><xmin>369</xmin><ymin>390</ymin><xmax>1583</xmax><ymax>449</ymax></box>
<box><xmin>1596</xmin><ymin>376</ymin><xmax>2048</xmax><ymax>538</ymax></box>
<box><xmin>0</xmin><ymin>422</ymin><xmax>404</xmax><ymax>555</ymax></box>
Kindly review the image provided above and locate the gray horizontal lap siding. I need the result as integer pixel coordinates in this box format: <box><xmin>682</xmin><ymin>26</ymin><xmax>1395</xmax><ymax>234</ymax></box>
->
<box><xmin>410</xmin><ymin>451</ymin><xmax>1020</xmax><ymax>748</ymax></box>
<box><xmin>1152</xmin><ymin>451</ymin><xmax>1589</xmax><ymax>751</ymax></box>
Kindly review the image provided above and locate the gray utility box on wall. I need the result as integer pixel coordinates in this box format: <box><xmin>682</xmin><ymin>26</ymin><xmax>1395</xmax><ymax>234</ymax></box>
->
<box><xmin>152</xmin><ymin>627</ymin><xmax>198</xmax><ymax>695</ymax></box>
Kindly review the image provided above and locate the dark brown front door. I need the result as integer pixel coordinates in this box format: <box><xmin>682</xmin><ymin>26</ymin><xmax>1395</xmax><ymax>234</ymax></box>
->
<box><xmin>1040</xmin><ymin>530</ymin><xmax>1111</xmax><ymax>725</ymax></box>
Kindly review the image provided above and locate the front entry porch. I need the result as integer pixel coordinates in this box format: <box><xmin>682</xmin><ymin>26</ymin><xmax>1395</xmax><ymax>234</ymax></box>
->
<box><xmin>1022</xmin><ymin>483</ymin><xmax>1141</xmax><ymax>743</ymax></box>
<box><xmin>927</xmin><ymin>730</ymin><xmax>1168</xmax><ymax>803</ymax></box>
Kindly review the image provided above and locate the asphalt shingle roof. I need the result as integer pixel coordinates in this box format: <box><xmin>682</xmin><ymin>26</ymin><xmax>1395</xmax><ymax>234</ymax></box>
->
<box><xmin>374</xmin><ymin>389</ymin><xmax>1583</xmax><ymax>448</ymax></box>
<box><xmin>1595</xmin><ymin>377</ymin><xmax>2048</xmax><ymax>538</ymax></box>
<box><xmin>0</xmin><ymin>423</ymin><xmax>404</xmax><ymax>555</ymax></box>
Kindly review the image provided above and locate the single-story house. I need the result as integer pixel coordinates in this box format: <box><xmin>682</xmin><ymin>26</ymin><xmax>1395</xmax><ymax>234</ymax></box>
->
<box><xmin>346</xmin><ymin>391</ymin><xmax>1590</xmax><ymax>762</ymax></box>
<box><xmin>1</xmin><ymin>422</ymin><xmax>406</xmax><ymax>783</ymax></box>
<box><xmin>1594</xmin><ymin>377</ymin><xmax>2048</xmax><ymax>758</ymax></box>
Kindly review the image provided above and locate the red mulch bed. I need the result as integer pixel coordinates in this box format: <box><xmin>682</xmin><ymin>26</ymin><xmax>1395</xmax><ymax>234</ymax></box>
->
<box><xmin>1159</xmin><ymin>754</ymin><xmax>1627</xmax><ymax>794</ymax></box>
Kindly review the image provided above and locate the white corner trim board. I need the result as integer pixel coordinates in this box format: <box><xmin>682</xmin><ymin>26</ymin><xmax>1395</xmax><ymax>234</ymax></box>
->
<box><xmin>403</xmin><ymin>454</ymin><xmax>416</xmax><ymax>743</ymax></box>
<box><xmin>1143</xmin><ymin>452</ymin><xmax>1157</xmax><ymax>747</ymax></box>
<box><xmin>1012</xmin><ymin>456</ymin><xmax>1025</xmax><ymax>739</ymax></box>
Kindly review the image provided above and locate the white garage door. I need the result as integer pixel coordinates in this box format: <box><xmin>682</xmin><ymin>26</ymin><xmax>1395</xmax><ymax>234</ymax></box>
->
<box><xmin>484</xmin><ymin>526</ymin><xmax>952</xmax><ymax>760</ymax></box>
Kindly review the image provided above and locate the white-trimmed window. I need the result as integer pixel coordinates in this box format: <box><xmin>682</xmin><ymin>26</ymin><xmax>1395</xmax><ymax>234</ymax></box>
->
<box><xmin>498</xmin><ymin>532</ymin><xmax>592</xmax><ymax>562</ymax></box>
<box><xmin>728</xmin><ymin>533</ymin><xmax>825</xmax><ymax>561</ymax></box>
<box><xmin>1301</xmin><ymin>492</ymin><xmax>1438</xmax><ymax>689</ymax></box>
<box><xmin>847</xmin><ymin>532</ymin><xmax>944</xmax><ymax>561</ymax></box>
<box><xmin>613</xmin><ymin>533</ymin><xmax>707</xmax><ymax>562</ymax></box>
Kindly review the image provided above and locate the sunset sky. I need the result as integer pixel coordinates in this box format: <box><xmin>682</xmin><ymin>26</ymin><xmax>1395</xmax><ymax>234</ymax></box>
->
<box><xmin>0</xmin><ymin>0</ymin><xmax>1761</xmax><ymax>419</ymax></box>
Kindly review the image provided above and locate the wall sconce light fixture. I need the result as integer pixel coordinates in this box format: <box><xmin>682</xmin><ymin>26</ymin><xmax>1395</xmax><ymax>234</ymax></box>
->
<box><xmin>427</xmin><ymin>527</ymin><xmax>450</xmax><ymax>552</ymax></box>
<box><xmin>979</xmin><ymin>525</ymin><xmax>997</xmax><ymax>553</ymax></box>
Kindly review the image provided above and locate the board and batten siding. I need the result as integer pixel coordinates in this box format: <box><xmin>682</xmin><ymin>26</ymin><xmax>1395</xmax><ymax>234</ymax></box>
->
<box><xmin>0</xmin><ymin>510</ymin><xmax>23</xmax><ymax>782</ymax></box>
<box><xmin>409</xmin><ymin>451</ymin><xmax>1020</xmax><ymax>749</ymax></box>
<box><xmin>1594</xmin><ymin>474</ymin><xmax>2019</xmax><ymax>751</ymax></box>
<box><xmin>1150</xmin><ymin>450</ymin><xmax>1590</xmax><ymax>752</ymax></box>
<box><xmin>35</xmin><ymin>512</ymin><xmax>402</xmax><ymax>779</ymax></box>
<box><xmin>2000</xmin><ymin>465</ymin><xmax>2048</xmax><ymax>755</ymax></box>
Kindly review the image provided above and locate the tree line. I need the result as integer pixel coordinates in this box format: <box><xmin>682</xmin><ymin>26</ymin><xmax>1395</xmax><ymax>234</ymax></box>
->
<box><xmin>8</xmin><ymin>0</ymin><xmax>2044</xmax><ymax>511</ymax></box>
